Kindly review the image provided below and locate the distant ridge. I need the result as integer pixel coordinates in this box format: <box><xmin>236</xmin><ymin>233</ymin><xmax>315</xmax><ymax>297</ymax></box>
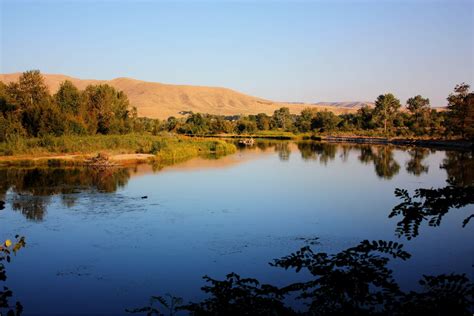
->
<box><xmin>0</xmin><ymin>73</ymin><xmax>361</xmax><ymax>119</ymax></box>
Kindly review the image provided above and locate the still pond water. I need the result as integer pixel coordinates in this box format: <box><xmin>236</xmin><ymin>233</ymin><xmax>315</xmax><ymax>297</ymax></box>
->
<box><xmin>0</xmin><ymin>141</ymin><xmax>472</xmax><ymax>315</ymax></box>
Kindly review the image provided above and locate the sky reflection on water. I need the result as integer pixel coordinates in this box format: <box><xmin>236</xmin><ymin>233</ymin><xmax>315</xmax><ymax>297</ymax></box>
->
<box><xmin>0</xmin><ymin>141</ymin><xmax>472</xmax><ymax>315</ymax></box>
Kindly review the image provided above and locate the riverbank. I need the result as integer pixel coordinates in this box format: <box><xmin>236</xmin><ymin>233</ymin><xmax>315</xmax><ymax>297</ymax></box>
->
<box><xmin>187</xmin><ymin>132</ymin><xmax>472</xmax><ymax>150</ymax></box>
<box><xmin>0</xmin><ymin>133</ymin><xmax>470</xmax><ymax>167</ymax></box>
<box><xmin>320</xmin><ymin>136</ymin><xmax>473</xmax><ymax>150</ymax></box>
<box><xmin>0</xmin><ymin>134</ymin><xmax>236</xmax><ymax>167</ymax></box>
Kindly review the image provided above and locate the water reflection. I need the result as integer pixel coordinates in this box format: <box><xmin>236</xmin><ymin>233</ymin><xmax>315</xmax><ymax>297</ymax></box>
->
<box><xmin>0</xmin><ymin>167</ymin><xmax>130</xmax><ymax>221</ymax></box>
<box><xmin>274</xmin><ymin>142</ymin><xmax>291</xmax><ymax>161</ymax></box>
<box><xmin>128</xmin><ymin>146</ymin><xmax>474</xmax><ymax>316</ymax></box>
<box><xmin>357</xmin><ymin>145</ymin><xmax>401</xmax><ymax>179</ymax></box>
<box><xmin>391</xmin><ymin>150</ymin><xmax>474</xmax><ymax>239</ymax></box>
<box><xmin>405</xmin><ymin>148</ymin><xmax>430</xmax><ymax>176</ymax></box>
<box><xmin>130</xmin><ymin>239</ymin><xmax>473</xmax><ymax>315</ymax></box>
<box><xmin>297</xmin><ymin>142</ymin><xmax>337</xmax><ymax>164</ymax></box>
<box><xmin>441</xmin><ymin>151</ymin><xmax>474</xmax><ymax>187</ymax></box>
<box><xmin>0</xmin><ymin>142</ymin><xmax>473</xmax><ymax>315</ymax></box>
<box><xmin>2</xmin><ymin>142</ymin><xmax>472</xmax><ymax>223</ymax></box>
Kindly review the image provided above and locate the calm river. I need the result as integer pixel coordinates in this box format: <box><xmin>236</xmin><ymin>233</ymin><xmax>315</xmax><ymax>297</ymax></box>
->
<box><xmin>0</xmin><ymin>141</ymin><xmax>472</xmax><ymax>315</ymax></box>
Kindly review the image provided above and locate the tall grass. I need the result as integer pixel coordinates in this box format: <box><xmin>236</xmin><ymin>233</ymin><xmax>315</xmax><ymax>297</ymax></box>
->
<box><xmin>0</xmin><ymin>134</ymin><xmax>236</xmax><ymax>160</ymax></box>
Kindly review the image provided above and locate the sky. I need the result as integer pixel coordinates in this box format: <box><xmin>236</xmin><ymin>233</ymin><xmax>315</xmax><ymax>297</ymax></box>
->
<box><xmin>1</xmin><ymin>0</ymin><xmax>473</xmax><ymax>106</ymax></box>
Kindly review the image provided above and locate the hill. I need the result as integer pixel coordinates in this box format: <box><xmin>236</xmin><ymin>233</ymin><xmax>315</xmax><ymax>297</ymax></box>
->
<box><xmin>0</xmin><ymin>73</ymin><xmax>362</xmax><ymax>119</ymax></box>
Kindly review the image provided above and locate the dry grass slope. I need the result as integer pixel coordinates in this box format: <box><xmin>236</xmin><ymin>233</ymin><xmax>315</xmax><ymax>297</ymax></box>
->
<box><xmin>0</xmin><ymin>73</ymin><xmax>359</xmax><ymax>119</ymax></box>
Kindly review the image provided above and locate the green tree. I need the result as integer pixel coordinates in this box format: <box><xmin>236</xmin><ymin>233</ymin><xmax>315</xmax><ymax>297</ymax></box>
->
<box><xmin>81</xmin><ymin>84</ymin><xmax>130</xmax><ymax>134</ymax></box>
<box><xmin>6</xmin><ymin>70</ymin><xmax>50</xmax><ymax>111</ymax></box>
<box><xmin>54</xmin><ymin>80</ymin><xmax>81</xmax><ymax>115</ymax></box>
<box><xmin>38</xmin><ymin>104</ymin><xmax>67</xmax><ymax>136</ymax></box>
<box><xmin>373</xmin><ymin>93</ymin><xmax>401</xmax><ymax>135</ymax></box>
<box><xmin>0</xmin><ymin>113</ymin><xmax>26</xmax><ymax>142</ymax></box>
<box><xmin>406</xmin><ymin>95</ymin><xmax>430</xmax><ymax>135</ymax></box>
<box><xmin>312</xmin><ymin>110</ymin><xmax>341</xmax><ymax>132</ymax></box>
<box><xmin>446</xmin><ymin>83</ymin><xmax>473</xmax><ymax>139</ymax></box>
<box><xmin>356</xmin><ymin>105</ymin><xmax>376</xmax><ymax>130</ymax></box>
<box><xmin>255</xmin><ymin>113</ymin><xmax>271</xmax><ymax>131</ymax></box>
<box><xmin>166</xmin><ymin>116</ymin><xmax>179</xmax><ymax>132</ymax></box>
<box><xmin>295</xmin><ymin>108</ymin><xmax>317</xmax><ymax>132</ymax></box>
<box><xmin>271</xmin><ymin>107</ymin><xmax>292</xmax><ymax>130</ymax></box>
<box><xmin>0</xmin><ymin>82</ymin><xmax>18</xmax><ymax>114</ymax></box>
<box><xmin>235</xmin><ymin>118</ymin><xmax>257</xmax><ymax>134</ymax></box>
<box><xmin>4</xmin><ymin>71</ymin><xmax>54</xmax><ymax>137</ymax></box>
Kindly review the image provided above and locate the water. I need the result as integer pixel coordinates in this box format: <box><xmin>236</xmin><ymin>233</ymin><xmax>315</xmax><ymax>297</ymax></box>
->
<box><xmin>0</xmin><ymin>141</ymin><xmax>472</xmax><ymax>315</ymax></box>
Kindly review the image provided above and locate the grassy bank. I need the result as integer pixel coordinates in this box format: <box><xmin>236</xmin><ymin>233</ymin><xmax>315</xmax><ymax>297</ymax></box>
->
<box><xmin>0</xmin><ymin>134</ymin><xmax>237</xmax><ymax>166</ymax></box>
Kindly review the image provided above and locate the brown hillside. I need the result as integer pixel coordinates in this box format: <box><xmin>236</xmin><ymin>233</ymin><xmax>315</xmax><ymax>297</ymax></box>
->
<box><xmin>0</xmin><ymin>73</ymin><xmax>359</xmax><ymax>119</ymax></box>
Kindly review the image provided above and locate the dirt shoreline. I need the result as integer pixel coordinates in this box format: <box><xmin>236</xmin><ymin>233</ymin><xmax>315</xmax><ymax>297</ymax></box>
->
<box><xmin>0</xmin><ymin>153</ymin><xmax>155</xmax><ymax>167</ymax></box>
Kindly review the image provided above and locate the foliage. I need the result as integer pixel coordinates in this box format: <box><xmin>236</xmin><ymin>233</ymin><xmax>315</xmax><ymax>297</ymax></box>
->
<box><xmin>373</xmin><ymin>93</ymin><xmax>401</xmax><ymax>135</ymax></box>
<box><xmin>406</xmin><ymin>95</ymin><xmax>431</xmax><ymax>135</ymax></box>
<box><xmin>181</xmin><ymin>273</ymin><xmax>293</xmax><ymax>316</ymax></box>
<box><xmin>0</xmin><ymin>236</ymin><xmax>26</xmax><ymax>316</ymax></box>
<box><xmin>131</xmin><ymin>239</ymin><xmax>473</xmax><ymax>315</ymax></box>
<box><xmin>390</xmin><ymin>181</ymin><xmax>474</xmax><ymax>239</ymax></box>
<box><xmin>446</xmin><ymin>83</ymin><xmax>474</xmax><ymax>140</ymax></box>
<box><xmin>0</xmin><ymin>71</ymin><xmax>136</xmax><ymax>138</ymax></box>
<box><xmin>391</xmin><ymin>150</ymin><xmax>474</xmax><ymax>239</ymax></box>
<box><xmin>0</xmin><ymin>134</ymin><xmax>235</xmax><ymax>158</ymax></box>
<box><xmin>1</xmin><ymin>71</ymin><xmax>472</xmax><ymax>142</ymax></box>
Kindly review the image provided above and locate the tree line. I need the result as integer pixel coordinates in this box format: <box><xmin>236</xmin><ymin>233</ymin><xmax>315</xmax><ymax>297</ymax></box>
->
<box><xmin>157</xmin><ymin>87</ymin><xmax>473</xmax><ymax>140</ymax></box>
<box><xmin>1</xmin><ymin>71</ymin><xmax>473</xmax><ymax>141</ymax></box>
<box><xmin>0</xmin><ymin>70</ymin><xmax>140</xmax><ymax>142</ymax></box>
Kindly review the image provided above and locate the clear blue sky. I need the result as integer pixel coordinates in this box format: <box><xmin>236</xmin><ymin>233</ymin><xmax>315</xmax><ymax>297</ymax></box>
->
<box><xmin>1</xmin><ymin>0</ymin><xmax>473</xmax><ymax>106</ymax></box>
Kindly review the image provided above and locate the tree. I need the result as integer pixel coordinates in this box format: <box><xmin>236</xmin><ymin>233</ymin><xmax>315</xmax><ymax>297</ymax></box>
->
<box><xmin>356</xmin><ymin>105</ymin><xmax>376</xmax><ymax>130</ymax></box>
<box><xmin>4</xmin><ymin>71</ymin><xmax>54</xmax><ymax>137</ymax></box>
<box><xmin>311</xmin><ymin>110</ymin><xmax>341</xmax><ymax>132</ymax></box>
<box><xmin>271</xmin><ymin>107</ymin><xmax>292</xmax><ymax>130</ymax></box>
<box><xmin>255</xmin><ymin>113</ymin><xmax>271</xmax><ymax>131</ymax></box>
<box><xmin>0</xmin><ymin>114</ymin><xmax>26</xmax><ymax>142</ymax></box>
<box><xmin>54</xmin><ymin>80</ymin><xmax>81</xmax><ymax>115</ymax></box>
<box><xmin>406</xmin><ymin>95</ymin><xmax>430</xmax><ymax>135</ymax></box>
<box><xmin>373</xmin><ymin>93</ymin><xmax>401</xmax><ymax>135</ymax></box>
<box><xmin>446</xmin><ymin>83</ymin><xmax>473</xmax><ymax>139</ymax></box>
<box><xmin>235</xmin><ymin>118</ymin><xmax>257</xmax><ymax>134</ymax></box>
<box><xmin>0</xmin><ymin>82</ymin><xmax>17</xmax><ymax>114</ymax></box>
<box><xmin>295</xmin><ymin>108</ymin><xmax>316</xmax><ymax>132</ymax></box>
<box><xmin>81</xmin><ymin>84</ymin><xmax>130</xmax><ymax>134</ymax></box>
<box><xmin>166</xmin><ymin>116</ymin><xmax>179</xmax><ymax>132</ymax></box>
<box><xmin>6</xmin><ymin>70</ymin><xmax>50</xmax><ymax>111</ymax></box>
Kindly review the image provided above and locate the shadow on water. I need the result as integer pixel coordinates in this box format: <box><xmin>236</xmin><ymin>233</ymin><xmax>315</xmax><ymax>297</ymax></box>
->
<box><xmin>127</xmin><ymin>239</ymin><xmax>473</xmax><ymax>315</ymax></box>
<box><xmin>390</xmin><ymin>150</ymin><xmax>474</xmax><ymax>239</ymax></box>
<box><xmin>126</xmin><ymin>147</ymin><xmax>474</xmax><ymax>316</ymax></box>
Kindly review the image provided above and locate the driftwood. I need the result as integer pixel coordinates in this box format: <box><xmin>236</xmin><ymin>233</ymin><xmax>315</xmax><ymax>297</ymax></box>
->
<box><xmin>84</xmin><ymin>153</ymin><xmax>117</xmax><ymax>168</ymax></box>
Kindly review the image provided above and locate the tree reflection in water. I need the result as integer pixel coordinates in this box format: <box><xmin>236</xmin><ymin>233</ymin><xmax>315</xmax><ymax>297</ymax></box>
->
<box><xmin>297</xmin><ymin>142</ymin><xmax>337</xmax><ymax>165</ymax></box>
<box><xmin>358</xmin><ymin>145</ymin><xmax>400</xmax><ymax>179</ymax></box>
<box><xmin>274</xmin><ymin>142</ymin><xmax>291</xmax><ymax>161</ymax></box>
<box><xmin>129</xmin><ymin>146</ymin><xmax>473</xmax><ymax>315</ymax></box>
<box><xmin>391</xmin><ymin>150</ymin><xmax>474</xmax><ymax>239</ymax></box>
<box><xmin>1</xmin><ymin>143</ymin><xmax>473</xmax><ymax>315</ymax></box>
<box><xmin>405</xmin><ymin>148</ymin><xmax>430</xmax><ymax>176</ymax></box>
<box><xmin>0</xmin><ymin>167</ymin><xmax>131</xmax><ymax>221</ymax></box>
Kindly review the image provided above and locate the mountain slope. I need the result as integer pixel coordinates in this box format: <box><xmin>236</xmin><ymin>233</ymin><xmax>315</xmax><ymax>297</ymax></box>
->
<box><xmin>0</xmin><ymin>73</ymin><xmax>361</xmax><ymax>119</ymax></box>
